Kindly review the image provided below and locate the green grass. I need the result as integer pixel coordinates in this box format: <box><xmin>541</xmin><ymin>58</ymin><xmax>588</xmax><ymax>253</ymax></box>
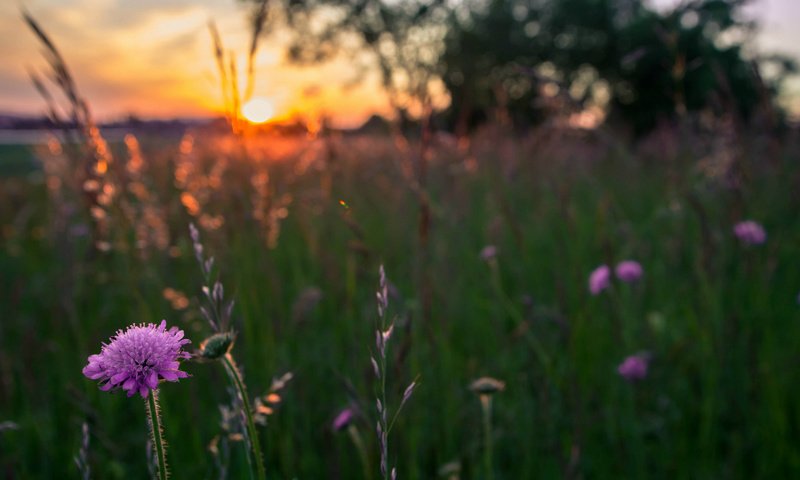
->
<box><xmin>0</xmin><ymin>144</ymin><xmax>38</xmax><ymax>177</ymax></box>
<box><xmin>1</xmin><ymin>129</ymin><xmax>799</xmax><ymax>478</ymax></box>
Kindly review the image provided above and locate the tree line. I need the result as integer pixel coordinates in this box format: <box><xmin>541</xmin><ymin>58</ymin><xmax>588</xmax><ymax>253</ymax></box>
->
<box><xmin>248</xmin><ymin>0</ymin><xmax>796</xmax><ymax>134</ymax></box>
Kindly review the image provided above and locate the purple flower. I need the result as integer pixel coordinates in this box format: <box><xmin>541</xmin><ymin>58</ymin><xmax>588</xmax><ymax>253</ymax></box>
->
<box><xmin>480</xmin><ymin>245</ymin><xmax>498</xmax><ymax>261</ymax></box>
<box><xmin>332</xmin><ymin>408</ymin><xmax>355</xmax><ymax>431</ymax></box>
<box><xmin>615</xmin><ymin>260</ymin><xmax>643</xmax><ymax>283</ymax></box>
<box><xmin>83</xmin><ymin>320</ymin><xmax>191</xmax><ymax>398</ymax></box>
<box><xmin>617</xmin><ymin>354</ymin><xmax>649</xmax><ymax>381</ymax></box>
<box><xmin>733</xmin><ymin>220</ymin><xmax>766</xmax><ymax>245</ymax></box>
<box><xmin>588</xmin><ymin>264</ymin><xmax>611</xmax><ymax>295</ymax></box>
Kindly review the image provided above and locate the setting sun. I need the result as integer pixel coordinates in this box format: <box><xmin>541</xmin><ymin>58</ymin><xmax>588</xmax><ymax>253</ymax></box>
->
<box><xmin>241</xmin><ymin>97</ymin><xmax>276</xmax><ymax>124</ymax></box>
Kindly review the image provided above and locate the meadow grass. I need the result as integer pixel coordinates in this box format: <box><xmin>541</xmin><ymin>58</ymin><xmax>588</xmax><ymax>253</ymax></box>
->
<box><xmin>0</xmin><ymin>145</ymin><xmax>38</xmax><ymax>177</ymax></box>
<box><xmin>1</xmin><ymin>125</ymin><xmax>799</xmax><ymax>479</ymax></box>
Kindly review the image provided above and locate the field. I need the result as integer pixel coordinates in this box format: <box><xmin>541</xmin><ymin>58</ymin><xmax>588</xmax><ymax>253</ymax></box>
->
<box><xmin>1</xmin><ymin>123</ymin><xmax>799</xmax><ymax>479</ymax></box>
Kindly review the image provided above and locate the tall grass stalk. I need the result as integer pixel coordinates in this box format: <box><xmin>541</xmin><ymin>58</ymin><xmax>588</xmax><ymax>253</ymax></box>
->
<box><xmin>375</xmin><ymin>266</ymin><xmax>391</xmax><ymax>480</ymax></box>
<box><xmin>23</xmin><ymin>11</ymin><xmax>116</xmax><ymax>252</ymax></box>
<box><xmin>189</xmin><ymin>224</ymin><xmax>266</xmax><ymax>480</ymax></box>
<box><xmin>346</xmin><ymin>424</ymin><xmax>372</xmax><ymax>480</ymax></box>
<box><xmin>208</xmin><ymin>0</ymin><xmax>268</xmax><ymax>134</ymax></box>
<box><xmin>222</xmin><ymin>353</ymin><xmax>266</xmax><ymax>480</ymax></box>
<box><xmin>73</xmin><ymin>422</ymin><xmax>90</xmax><ymax>480</ymax></box>
<box><xmin>373</xmin><ymin>265</ymin><xmax>417</xmax><ymax>480</ymax></box>
<box><xmin>486</xmin><ymin>256</ymin><xmax>552</xmax><ymax>375</ymax></box>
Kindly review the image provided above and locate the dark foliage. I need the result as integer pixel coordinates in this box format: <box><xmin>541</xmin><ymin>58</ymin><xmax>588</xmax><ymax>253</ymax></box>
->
<box><xmin>245</xmin><ymin>0</ymin><xmax>796</xmax><ymax>133</ymax></box>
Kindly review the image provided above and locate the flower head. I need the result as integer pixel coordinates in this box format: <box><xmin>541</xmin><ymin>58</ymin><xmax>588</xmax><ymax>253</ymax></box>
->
<box><xmin>83</xmin><ymin>320</ymin><xmax>191</xmax><ymax>398</ymax></box>
<box><xmin>733</xmin><ymin>220</ymin><xmax>766</xmax><ymax>245</ymax></box>
<box><xmin>469</xmin><ymin>376</ymin><xmax>506</xmax><ymax>395</ymax></box>
<box><xmin>480</xmin><ymin>245</ymin><xmax>498</xmax><ymax>262</ymax></box>
<box><xmin>615</xmin><ymin>260</ymin><xmax>643</xmax><ymax>283</ymax></box>
<box><xmin>588</xmin><ymin>264</ymin><xmax>611</xmax><ymax>295</ymax></box>
<box><xmin>332</xmin><ymin>407</ymin><xmax>355</xmax><ymax>431</ymax></box>
<box><xmin>617</xmin><ymin>353</ymin><xmax>649</xmax><ymax>382</ymax></box>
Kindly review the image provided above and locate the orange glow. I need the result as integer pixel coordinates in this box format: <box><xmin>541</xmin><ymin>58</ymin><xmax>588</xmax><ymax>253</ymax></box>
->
<box><xmin>6</xmin><ymin>3</ymin><xmax>395</xmax><ymax>126</ymax></box>
<box><xmin>242</xmin><ymin>97</ymin><xmax>276</xmax><ymax>124</ymax></box>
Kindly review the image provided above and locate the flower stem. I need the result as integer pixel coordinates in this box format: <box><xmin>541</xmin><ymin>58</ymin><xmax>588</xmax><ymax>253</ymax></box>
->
<box><xmin>222</xmin><ymin>353</ymin><xmax>266</xmax><ymax>480</ymax></box>
<box><xmin>147</xmin><ymin>390</ymin><xmax>168</xmax><ymax>480</ymax></box>
<box><xmin>488</xmin><ymin>262</ymin><xmax>552</xmax><ymax>374</ymax></box>
<box><xmin>347</xmin><ymin>424</ymin><xmax>372</xmax><ymax>480</ymax></box>
<box><xmin>480</xmin><ymin>395</ymin><xmax>493</xmax><ymax>480</ymax></box>
<box><xmin>381</xmin><ymin>352</ymin><xmax>389</xmax><ymax>480</ymax></box>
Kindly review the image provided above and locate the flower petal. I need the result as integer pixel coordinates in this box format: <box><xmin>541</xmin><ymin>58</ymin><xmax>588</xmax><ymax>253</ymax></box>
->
<box><xmin>146</xmin><ymin>371</ymin><xmax>159</xmax><ymax>389</ymax></box>
<box><xmin>83</xmin><ymin>365</ymin><xmax>106</xmax><ymax>380</ymax></box>
<box><xmin>110</xmin><ymin>372</ymin><xmax>129</xmax><ymax>385</ymax></box>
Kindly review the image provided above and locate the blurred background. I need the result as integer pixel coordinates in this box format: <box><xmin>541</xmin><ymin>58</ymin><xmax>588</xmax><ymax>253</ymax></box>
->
<box><xmin>1</xmin><ymin>0</ymin><xmax>799</xmax><ymax>130</ymax></box>
<box><xmin>1</xmin><ymin>0</ymin><xmax>800</xmax><ymax>478</ymax></box>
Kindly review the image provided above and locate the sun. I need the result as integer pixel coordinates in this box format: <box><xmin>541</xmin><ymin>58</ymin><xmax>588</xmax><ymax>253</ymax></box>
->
<box><xmin>241</xmin><ymin>97</ymin><xmax>275</xmax><ymax>124</ymax></box>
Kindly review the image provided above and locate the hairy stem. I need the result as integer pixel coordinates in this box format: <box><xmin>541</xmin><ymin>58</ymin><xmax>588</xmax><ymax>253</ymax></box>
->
<box><xmin>147</xmin><ymin>390</ymin><xmax>168</xmax><ymax>480</ymax></box>
<box><xmin>222</xmin><ymin>353</ymin><xmax>266</xmax><ymax>480</ymax></box>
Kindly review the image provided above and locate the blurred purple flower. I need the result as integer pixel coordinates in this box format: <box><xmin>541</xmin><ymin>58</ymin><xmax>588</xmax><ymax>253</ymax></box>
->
<box><xmin>69</xmin><ymin>224</ymin><xmax>90</xmax><ymax>238</ymax></box>
<box><xmin>617</xmin><ymin>354</ymin><xmax>649</xmax><ymax>382</ymax></box>
<box><xmin>588</xmin><ymin>264</ymin><xmax>611</xmax><ymax>295</ymax></box>
<box><xmin>332</xmin><ymin>407</ymin><xmax>355</xmax><ymax>432</ymax></box>
<box><xmin>480</xmin><ymin>245</ymin><xmax>498</xmax><ymax>261</ymax></box>
<box><xmin>83</xmin><ymin>320</ymin><xmax>191</xmax><ymax>398</ymax></box>
<box><xmin>733</xmin><ymin>220</ymin><xmax>766</xmax><ymax>245</ymax></box>
<box><xmin>615</xmin><ymin>260</ymin><xmax>643</xmax><ymax>283</ymax></box>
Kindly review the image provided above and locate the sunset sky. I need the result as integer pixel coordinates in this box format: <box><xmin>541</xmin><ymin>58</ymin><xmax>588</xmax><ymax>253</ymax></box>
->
<box><xmin>2</xmin><ymin>0</ymin><xmax>799</xmax><ymax>127</ymax></box>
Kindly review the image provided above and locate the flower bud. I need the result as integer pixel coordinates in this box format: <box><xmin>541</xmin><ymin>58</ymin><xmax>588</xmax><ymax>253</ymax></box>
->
<box><xmin>199</xmin><ymin>332</ymin><xmax>235</xmax><ymax>359</ymax></box>
<box><xmin>469</xmin><ymin>376</ymin><xmax>506</xmax><ymax>395</ymax></box>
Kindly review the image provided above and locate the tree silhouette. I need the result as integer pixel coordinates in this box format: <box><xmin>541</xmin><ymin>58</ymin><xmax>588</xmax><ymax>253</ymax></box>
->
<box><xmin>244</xmin><ymin>0</ymin><xmax>796</xmax><ymax>133</ymax></box>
